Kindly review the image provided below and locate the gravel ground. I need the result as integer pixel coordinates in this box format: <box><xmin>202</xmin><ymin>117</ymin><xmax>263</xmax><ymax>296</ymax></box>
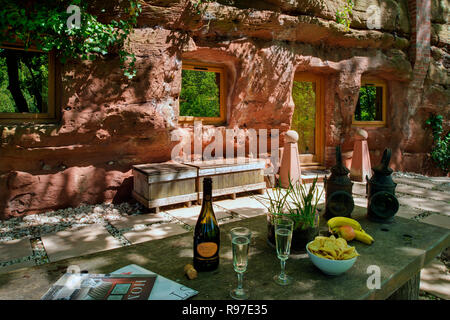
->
<box><xmin>0</xmin><ymin>202</ymin><xmax>149</xmax><ymax>267</ymax></box>
<box><xmin>0</xmin><ymin>202</ymin><xmax>147</xmax><ymax>243</ymax></box>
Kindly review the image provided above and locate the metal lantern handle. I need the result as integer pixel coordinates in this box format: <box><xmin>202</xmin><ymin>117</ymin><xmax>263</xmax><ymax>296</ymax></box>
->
<box><xmin>381</xmin><ymin>148</ymin><xmax>392</xmax><ymax>170</ymax></box>
<box><xmin>336</xmin><ymin>145</ymin><xmax>342</xmax><ymax>166</ymax></box>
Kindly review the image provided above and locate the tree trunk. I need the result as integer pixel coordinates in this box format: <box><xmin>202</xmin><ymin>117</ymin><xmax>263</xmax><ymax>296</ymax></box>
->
<box><xmin>5</xmin><ymin>52</ymin><xmax>29</xmax><ymax>113</ymax></box>
<box><xmin>22</xmin><ymin>57</ymin><xmax>42</xmax><ymax>113</ymax></box>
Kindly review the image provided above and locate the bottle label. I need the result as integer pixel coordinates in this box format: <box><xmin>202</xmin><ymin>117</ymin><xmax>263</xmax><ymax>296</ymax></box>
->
<box><xmin>197</xmin><ymin>242</ymin><xmax>218</xmax><ymax>258</ymax></box>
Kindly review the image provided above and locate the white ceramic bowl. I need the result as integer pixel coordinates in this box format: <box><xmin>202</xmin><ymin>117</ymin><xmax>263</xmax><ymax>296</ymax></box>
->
<box><xmin>306</xmin><ymin>241</ymin><xmax>357</xmax><ymax>276</ymax></box>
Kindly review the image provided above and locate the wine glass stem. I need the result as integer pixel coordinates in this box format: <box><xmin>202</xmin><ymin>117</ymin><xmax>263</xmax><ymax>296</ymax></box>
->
<box><xmin>237</xmin><ymin>272</ymin><xmax>244</xmax><ymax>290</ymax></box>
<box><xmin>280</xmin><ymin>259</ymin><xmax>286</xmax><ymax>279</ymax></box>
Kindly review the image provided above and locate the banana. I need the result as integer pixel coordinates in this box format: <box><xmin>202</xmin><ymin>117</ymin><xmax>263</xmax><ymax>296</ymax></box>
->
<box><xmin>354</xmin><ymin>230</ymin><xmax>374</xmax><ymax>245</ymax></box>
<box><xmin>331</xmin><ymin>227</ymin><xmax>340</xmax><ymax>234</ymax></box>
<box><xmin>331</xmin><ymin>227</ymin><xmax>375</xmax><ymax>245</ymax></box>
<box><xmin>327</xmin><ymin>217</ymin><xmax>362</xmax><ymax>231</ymax></box>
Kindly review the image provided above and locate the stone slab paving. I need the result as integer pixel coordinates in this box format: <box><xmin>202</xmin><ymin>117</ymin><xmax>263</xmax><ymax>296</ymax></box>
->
<box><xmin>214</xmin><ymin>196</ymin><xmax>268</xmax><ymax>218</ymax></box>
<box><xmin>0</xmin><ymin>260</ymin><xmax>35</xmax><ymax>274</ymax></box>
<box><xmin>163</xmin><ymin>204</ymin><xmax>233</xmax><ymax>226</ymax></box>
<box><xmin>41</xmin><ymin>224</ymin><xmax>123</xmax><ymax>262</ymax></box>
<box><xmin>0</xmin><ymin>239</ymin><xmax>33</xmax><ymax>263</ymax></box>
<box><xmin>396</xmin><ymin>205</ymin><xmax>425</xmax><ymax>220</ymax></box>
<box><xmin>123</xmin><ymin>223</ymin><xmax>189</xmax><ymax>245</ymax></box>
<box><xmin>426</xmin><ymin>177</ymin><xmax>450</xmax><ymax>184</ymax></box>
<box><xmin>393</xmin><ymin>177</ymin><xmax>439</xmax><ymax>190</ymax></box>
<box><xmin>351</xmin><ymin>182</ymin><xmax>367</xmax><ymax>196</ymax></box>
<box><xmin>109</xmin><ymin>212</ymin><xmax>170</xmax><ymax>230</ymax></box>
<box><xmin>393</xmin><ymin>175</ymin><xmax>450</xmax><ymax>193</ymax></box>
<box><xmin>396</xmin><ymin>184</ymin><xmax>450</xmax><ymax>202</ymax></box>
<box><xmin>420</xmin><ymin>258</ymin><xmax>450</xmax><ymax>300</ymax></box>
<box><xmin>421</xmin><ymin>214</ymin><xmax>450</xmax><ymax>229</ymax></box>
<box><xmin>353</xmin><ymin>196</ymin><xmax>368</xmax><ymax>208</ymax></box>
<box><xmin>397</xmin><ymin>195</ymin><xmax>450</xmax><ymax>215</ymax></box>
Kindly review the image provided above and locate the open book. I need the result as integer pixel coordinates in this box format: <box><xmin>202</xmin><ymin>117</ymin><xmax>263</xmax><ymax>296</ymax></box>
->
<box><xmin>41</xmin><ymin>264</ymin><xmax>198</xmax><ymax>300</ymax></box>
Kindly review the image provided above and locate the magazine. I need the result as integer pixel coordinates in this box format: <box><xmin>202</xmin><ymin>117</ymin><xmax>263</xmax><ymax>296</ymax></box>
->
<box><xmin>41</xmin><ymin>273</ymin><xmax>157</xmax><ymax>300</ymax></box>
<box><xmin>112</xmin><ymin>264</ymin><xmax>198</xmax><ymax>300</ymax></box>
<box><xmin>41</xmin><ymin>264</ymin><xmax>198</xmax><ymax>300</ymax></box>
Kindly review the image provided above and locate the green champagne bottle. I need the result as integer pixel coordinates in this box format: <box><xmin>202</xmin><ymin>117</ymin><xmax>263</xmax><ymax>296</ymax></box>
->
<box><xmin>193</xmin><ymin>177</ymin><xmax>220</xmax><ymax>271</ymax></box>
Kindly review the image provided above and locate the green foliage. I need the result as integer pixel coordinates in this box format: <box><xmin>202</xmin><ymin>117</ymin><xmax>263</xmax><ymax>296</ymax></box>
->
<box><xmin>336</xmin><ymin>0</ymin><xmax>354</xmax><ymax>31</ymax></box>
<box><xmin>0</xmin><ymin>0</ymin><xmax>141</xmax><ymax>79</ymax></box>
<box><xmin>426</xmin><ymin>114</ymin><xmax>449</xmax><ymax>173</ymax></box>
<box><xmin>262</xmin><ymin>180</ymin><xmax>291</xmax><ymax>215</ymax></box>
<box><xmin>291</xmin><ymin>81</ymin><xmax>316</xmax><ymax>153</ymax></box>
<box><xmin>180</xmin><ymin>69</ymin><xmax>220</xmax><ymax>117</ymax></box>
<box><xmin>286</xmin><ymin>177</ymin><xmax>323</xmax><ymax>230</ymax></box>
<box><xmin>0</xmin><ymin>49</ymin><xmax>48</xmax><ymax>113</ymax></box>
<box><xmin>0</xmin><ymin>54</ymin><xmax>15</xmax><ymax>112</ymax></box>
<box><xmin>356</xmin><ymin>86</ymin><xmax>375</xmax><ymax>120</ymax></box>
<box><xmin>254</xmin><ymin>176</ymin><xmax>323</xmax><ymax>230</ymax></box>
<box><xmin>355</xmin><ymin>86</ymin><xmax>379</xmax><ymax>121</ymax></box>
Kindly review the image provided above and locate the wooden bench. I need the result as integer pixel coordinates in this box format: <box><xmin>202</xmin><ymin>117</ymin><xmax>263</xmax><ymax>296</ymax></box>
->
<box><xmin>186</xmin><ymin>158</ymin><xmax>266</xmax><ymax>201</ymax></box>
<box><xmin>132</xmin><ymin>162</ymin><xmax>198</xmax><ymax>212</ymax></box>
<box><xmin>132</xmin><ymin>158</ymin><xmax>266</xmax><ymax>212</ymax></box>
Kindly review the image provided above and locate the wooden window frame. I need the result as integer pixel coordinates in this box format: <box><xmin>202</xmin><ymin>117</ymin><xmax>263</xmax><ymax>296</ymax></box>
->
<box><xmin>0</xmin><ymin>44</ymin><xmax>60</xmax><ymax>124</ymax></box>
<box><xmin>179</xmin><ymin>61</ymin><xmax>227</xmax><ymax>125</ymax></box>
<box><xmin>352</xmin><ymin>78</ymin><xmax>387</xmax><ymax>128</ymax></box>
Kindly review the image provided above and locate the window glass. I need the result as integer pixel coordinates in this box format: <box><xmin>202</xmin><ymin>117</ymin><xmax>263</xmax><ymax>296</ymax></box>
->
<box><xmin>0</xmin><ymin>48</ymin><xmax>49</xmax><ymax>114</ymax></box>
<box><xmin>180</xmin><ymin>68</ymin><xmax>221</xmax><ymax>118</ymax></box>
<box><xmin>292</xmin><ymin>80</ymin><xmax>316</xmax><ymax>154</ymax></box>
<box><xmin>354</xmin><ymin>84</ymin><xmax>383</xmax><ymax>122</ymax></box>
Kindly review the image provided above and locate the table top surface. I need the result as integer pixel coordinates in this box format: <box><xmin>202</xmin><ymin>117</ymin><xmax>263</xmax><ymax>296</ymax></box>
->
<box><xmin>0</xmin><ymin>205</ymin><xmax>448</xmax><ymax>300</ymax></box>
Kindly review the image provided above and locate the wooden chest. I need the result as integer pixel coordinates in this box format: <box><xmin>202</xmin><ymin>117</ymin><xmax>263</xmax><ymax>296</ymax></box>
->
<box><xmin>185</xmin><ymin>158</ymin><xmax>266</xmax><ymax>200</ymax></box>
<box><xmin>132</xmin><ymin>162</ymin><xmax>197</xmax><ymax>212</ymax></box>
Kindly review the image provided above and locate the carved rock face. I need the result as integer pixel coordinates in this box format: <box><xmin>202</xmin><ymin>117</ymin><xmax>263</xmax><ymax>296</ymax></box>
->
<box><xmin>0</xmin><ymin>1</ymin><xmax>448</xmax><ymax>218</ymax></box>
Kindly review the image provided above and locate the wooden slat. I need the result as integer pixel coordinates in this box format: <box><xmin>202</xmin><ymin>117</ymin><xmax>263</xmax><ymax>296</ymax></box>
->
<box><xmin>133</xmin><ymin>169</ymin><xmax>149</xmax><ymax>198</ymax></box>
<box><xmin>184</xmin><ymin>158</ymin><xmax>266</xmax><ymax>176</ymax></box>
<box><xmin>132</xmin><ymin>190</ymin><xmax>198</xmax><ymax>208</ymax></box>
<box><xmin>133</xmin><ymin>162</ymin><xmax>197</xmax><ymax>183</ymax></box>
<box><xmin>198</xmin><ymin>170</ymin><xmax>265</xmax><ymax>192</ymax></box>
<box><xmin>149</xmin><ymin>178</ymin><xmax>196</xmax><ymax>199</ymax></box>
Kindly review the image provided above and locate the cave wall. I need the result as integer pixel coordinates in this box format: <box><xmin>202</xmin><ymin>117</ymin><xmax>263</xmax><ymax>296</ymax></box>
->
<box><xmin>0</xmin><ymin>0</ymin><xmax>448</xmax><ymax>218</ymax></box>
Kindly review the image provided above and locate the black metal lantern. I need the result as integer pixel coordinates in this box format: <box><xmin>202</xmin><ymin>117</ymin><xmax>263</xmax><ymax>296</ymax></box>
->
<box><xmin>366</xmin><ymin>148</ymin><xmax>399</xmax><ymax>223</ymax></box>
<box><xmin>324</xmin><ymin>146</ymin><xmax>354</xmax><ymax>220</ymax></box>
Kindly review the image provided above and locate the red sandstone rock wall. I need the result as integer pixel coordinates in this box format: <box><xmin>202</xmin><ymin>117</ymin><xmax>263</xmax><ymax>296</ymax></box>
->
<box><xmin>0</xmin><ymin>0</ymin><xmax>448</xmax><ymax>218</ymax></box>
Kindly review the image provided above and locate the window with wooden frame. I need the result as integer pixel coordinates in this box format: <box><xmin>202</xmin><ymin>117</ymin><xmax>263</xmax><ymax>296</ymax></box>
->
<box><xmin>0</xmin><ymin>44</ymin><xmax>59</xmax><ymax>124</ymax></box>
<box><xmin>292</xmin><ymin>72</ymin><xmax>325</xmax><ymax>165</ymax></box>
<box><xmin>352</xmin><ymin>79</ymin><xmax>387</xmax><ymax>127</ymax></box>
<box><xmin>179</xmin><ymin>61</ymin><xmax>227</xmax><ymax>125</ymax></box>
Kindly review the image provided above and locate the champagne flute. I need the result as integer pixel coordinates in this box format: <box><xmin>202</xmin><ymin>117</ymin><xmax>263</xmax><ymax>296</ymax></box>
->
<box><xmin>230</xmin><ymin>227</ymin><xmax>252</xmax><ymax>300</ymax></box>
<box><xmin>273</xmin><ymin>216</ymin><xmax>294</xmax><ymax>285</ymax></box>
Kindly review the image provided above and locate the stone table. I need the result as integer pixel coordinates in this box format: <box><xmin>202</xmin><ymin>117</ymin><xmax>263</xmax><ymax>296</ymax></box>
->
<box><xmin>0</xmin><ymin>206</ymin><xmax>448</xmax><ymax>300</ymax></box>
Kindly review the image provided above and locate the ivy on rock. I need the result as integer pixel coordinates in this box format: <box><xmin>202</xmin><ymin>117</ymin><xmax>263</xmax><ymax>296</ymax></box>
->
<box><xmin>426</xmin><ymin>114</ymin><xmax>449</xmax><ymax>173</ymax></box>
<box><xmin>0</xmin><ymin>0</ymin><xmax>142</xmax><ymax>79</ymax></box>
